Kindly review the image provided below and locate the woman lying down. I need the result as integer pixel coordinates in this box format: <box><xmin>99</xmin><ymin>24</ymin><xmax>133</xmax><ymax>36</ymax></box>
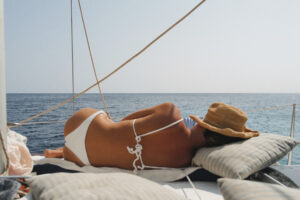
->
<box><xmin>45</xmin><ymin>102</ymin><xmax>259</xmax><ymax>174</ymax></box>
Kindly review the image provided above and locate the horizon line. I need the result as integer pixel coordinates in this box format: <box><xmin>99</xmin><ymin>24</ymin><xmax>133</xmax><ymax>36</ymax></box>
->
<box><xmin>6</xmin><ymin>92</ymin><xmax>300</xmax><ymax>94</ymax></box>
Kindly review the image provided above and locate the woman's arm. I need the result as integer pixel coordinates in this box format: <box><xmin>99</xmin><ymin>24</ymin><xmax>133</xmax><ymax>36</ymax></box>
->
<box><xmin>122</xmin><ymin>102</ymin><xmax>181</xmax><ymax>122</ymax></box>
<box><xmin>122</xmin><ymin>107</ymin><xmax>154</xmax><ymax>120</ymax></box>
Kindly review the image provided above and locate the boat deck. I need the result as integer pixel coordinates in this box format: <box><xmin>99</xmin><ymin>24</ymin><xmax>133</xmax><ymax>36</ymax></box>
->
<box><xmin>271</xmin><ymin>165</ymin><xmax>300</xmax><ymax>187</ymax></box>
<box><xmin>163</xmin><ymin>181</ymin><xmax>223</xmax><ymax>200</ymax></box>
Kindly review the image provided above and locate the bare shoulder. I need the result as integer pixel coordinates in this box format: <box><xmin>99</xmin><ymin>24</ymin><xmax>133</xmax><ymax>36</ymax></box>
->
<box><xmin>155</xmin><ymin>102</ymin><xmax>182</xmax><ymax>119</ymax></box>
<box><xmin>64</xmin><ymin>108</ymin><xmax>98</xmax><ymax>136</ymax></box>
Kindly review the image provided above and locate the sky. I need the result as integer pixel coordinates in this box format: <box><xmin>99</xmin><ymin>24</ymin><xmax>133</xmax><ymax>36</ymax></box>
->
<box><xmin>3</xmin><ymin>0</ymin><xmax>300</xmax><ymax>93</ymax></box>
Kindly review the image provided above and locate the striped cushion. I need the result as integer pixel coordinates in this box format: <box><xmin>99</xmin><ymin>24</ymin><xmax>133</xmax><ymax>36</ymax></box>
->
<box><xmin>218</xmin><ymin>178</ymin><xmax>300</xmax><ymax>200</ymax></box>
<box><xmin>192</xmin><ymin>133</ymin><xmax>297</xmax><ymax>179</ymax></box>
<box><xmin>26</xmin><ymin>172</ymin><xmax>186</xmax><ymax>200</ymax></box>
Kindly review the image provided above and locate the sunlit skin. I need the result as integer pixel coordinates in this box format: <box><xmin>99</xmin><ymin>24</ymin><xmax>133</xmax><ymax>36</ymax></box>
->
<box><xmin>44</xmin><ymin>102</ymin><xmax>206</xmax><ymax>170</ymax></box>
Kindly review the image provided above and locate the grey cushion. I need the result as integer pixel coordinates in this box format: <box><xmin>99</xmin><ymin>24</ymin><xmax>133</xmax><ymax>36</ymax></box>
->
<box><xmin>33</xmin><ymin>158</ymin><xmax>200</xmax><ymax>182</ymax></box>
<box><xmin>26</xmin><ymin>172</ymin><xmax>187</xmax><ymax>200</ymax></box>
<box><xmin>192</xmin><ymin>133</ymin><xmax>297</xmax><ymax>179</ymax></box>
<box><xmin>218</xmin><ymin>178</ymin><xmax>300</xmax><ymax>200</ymax></box>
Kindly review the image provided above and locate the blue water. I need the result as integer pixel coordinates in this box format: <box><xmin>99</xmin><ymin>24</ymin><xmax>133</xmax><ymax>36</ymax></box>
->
<box><xmin>7</xmin><ymin>93</ymin><xmax>300</xmax><ymax>165</ymax></box>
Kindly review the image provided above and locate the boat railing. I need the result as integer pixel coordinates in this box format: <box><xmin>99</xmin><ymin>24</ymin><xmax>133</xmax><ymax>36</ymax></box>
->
<box><xmin>288</xmin><ymin>104</ymin><xmax>298</xmax><ymax>165</ymax></box>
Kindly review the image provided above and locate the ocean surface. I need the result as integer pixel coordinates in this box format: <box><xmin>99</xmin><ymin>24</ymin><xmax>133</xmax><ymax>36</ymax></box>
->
<box><xmin>7</xmin><ymin>93</ymin><xmax>300</xmax><ymax>165</ymax></box>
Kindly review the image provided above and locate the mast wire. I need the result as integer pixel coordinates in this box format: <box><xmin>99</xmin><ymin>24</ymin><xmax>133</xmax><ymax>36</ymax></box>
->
<box><xmin>77</xmin><ymin>0</ymin><xmax>111</xmax><ymax>118</ymax></box>
<box><xmin>70</xmin><ymin>0</ymin><xmax>75</xmax><ymax>113</ymax></box>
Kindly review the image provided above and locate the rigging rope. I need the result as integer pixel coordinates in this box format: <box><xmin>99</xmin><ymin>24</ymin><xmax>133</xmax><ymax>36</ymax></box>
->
<box><xmin>7</xmin><ymin>120</ymin><xmax>65</xmax><ymax>128</ymax></box>
<box><xmin>77</xmin><ymin>0</ymin><xmax>111</xmax><ymax>118</ymax></box>
<box><xmin>185</xmin><ymin>174</ymin><xmax>202</xmax><ymax>200</ymax></box>
<box><xmin>70</xmin><ymin>0</ymin><xmax>75</xmax><ymax>112</ymax></box>
<box><xmin>13</xmin><ymin>0</ymin><xmax>207</xmax><ymax>127</ymax></box>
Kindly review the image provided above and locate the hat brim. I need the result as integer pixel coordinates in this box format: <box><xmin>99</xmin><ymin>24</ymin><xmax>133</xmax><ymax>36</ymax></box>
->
<box><xmin>190</xmin><ymin>115</ymin><xmax>259</xmax><ymax>139</ymax></box>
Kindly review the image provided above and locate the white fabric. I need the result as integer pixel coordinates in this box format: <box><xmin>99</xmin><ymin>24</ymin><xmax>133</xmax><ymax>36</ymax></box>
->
<box><xmin>7</xmin><ymin>130</ymin><xmax>33</xmax><ymax>175</ymax></box>
<box><xmin>65</xmin><ymin>110</ymin><xmax>106</xmax><ymax>165</ymax></box>
<box><xmin>127</xmin><ymin>118</ymin><xmax>183</xmax><ymax>174</ymax></box>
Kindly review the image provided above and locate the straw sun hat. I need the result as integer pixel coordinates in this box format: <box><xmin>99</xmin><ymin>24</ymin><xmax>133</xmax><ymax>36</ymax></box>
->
<box><xmin>190</xmin><ymin>102</ymin><xmax>259</xmax><ymax>139</ymax></box>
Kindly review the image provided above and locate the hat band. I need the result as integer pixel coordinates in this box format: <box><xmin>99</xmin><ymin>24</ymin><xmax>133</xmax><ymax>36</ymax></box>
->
<box><xmin>203</xmin><ymin>118</ymin><xmax>224</xmax><ymax>129</ymax></box>
<box><xmin>203</xmin><ymin>118</ymin><xmax>244</xmax><ymax>132</ymax></box>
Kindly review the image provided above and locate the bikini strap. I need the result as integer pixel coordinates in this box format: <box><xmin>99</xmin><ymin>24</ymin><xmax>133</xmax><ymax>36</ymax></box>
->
<box><xmin>139</xmin><ymin>118</ymin><xmax>183</xmax><ymax>137</ymax></box>
<box><xmin>127</xmin><ymin>119</ymin><xmax>145</xmax><ymax>174</ymax></box>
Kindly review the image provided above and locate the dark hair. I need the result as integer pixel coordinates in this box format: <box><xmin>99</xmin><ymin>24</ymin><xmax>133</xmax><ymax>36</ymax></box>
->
<box><xmin>203</xmin><ymin>129</ymin><xmax>245</xmax><ymax>147</ymax></box>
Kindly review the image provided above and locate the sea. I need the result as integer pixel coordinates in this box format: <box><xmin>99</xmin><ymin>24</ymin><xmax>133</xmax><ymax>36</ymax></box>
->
<box><xmin>7</xmin><ymin>93</ymin><xmax>300</xmax><ymax>165</ymax></box>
